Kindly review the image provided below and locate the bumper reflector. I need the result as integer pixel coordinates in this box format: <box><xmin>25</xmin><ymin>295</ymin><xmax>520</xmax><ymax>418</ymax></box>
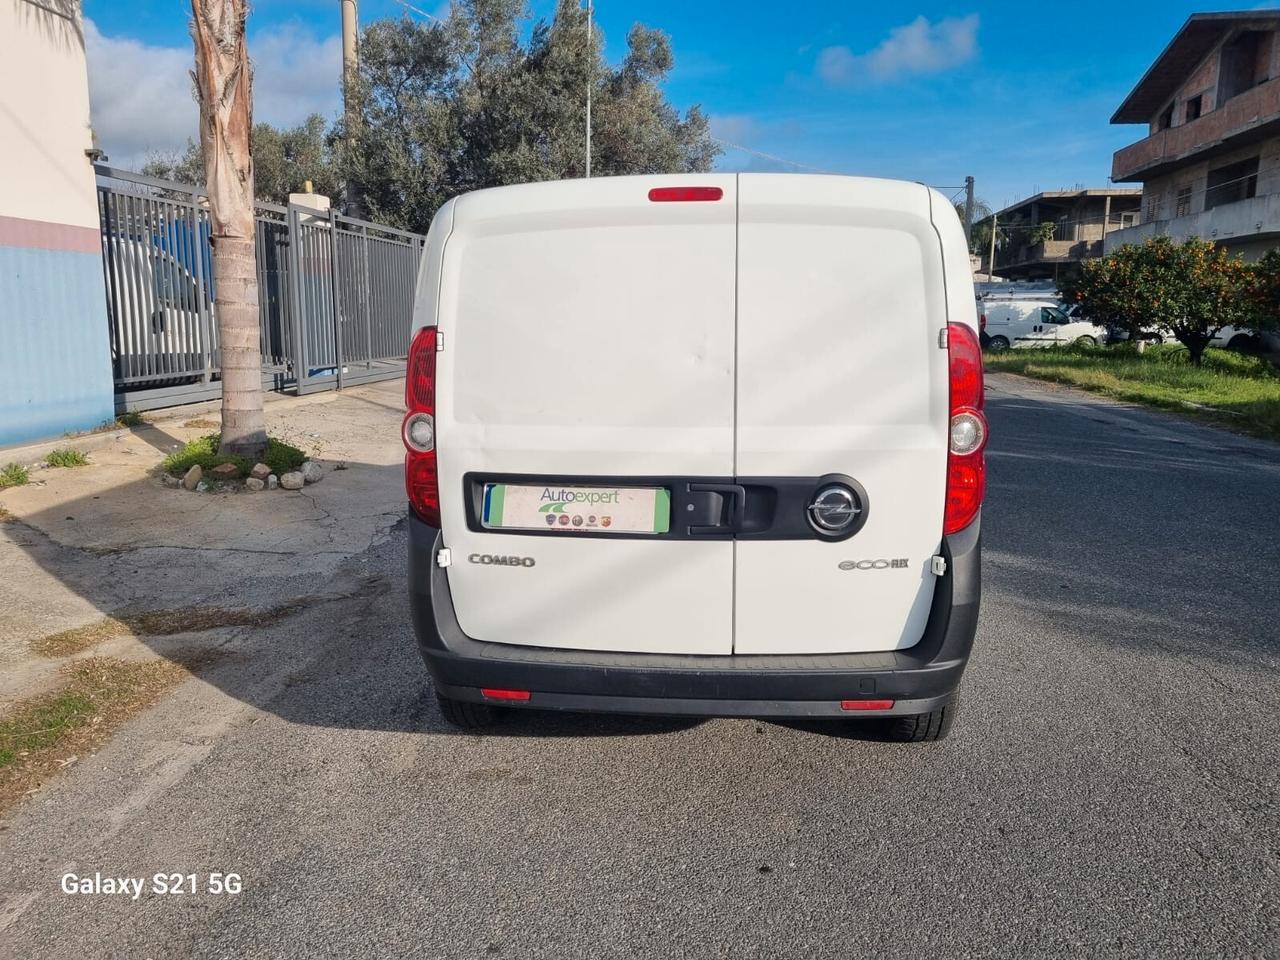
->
<box><xmin>481</xmin><ymin>688</ymin><xmax>532</xmax><ymax>702</ymax></box>
<box><xmin>840</xmin><ymin>699</ymin><xmax>895</xmax><ymax>711</ymax></box>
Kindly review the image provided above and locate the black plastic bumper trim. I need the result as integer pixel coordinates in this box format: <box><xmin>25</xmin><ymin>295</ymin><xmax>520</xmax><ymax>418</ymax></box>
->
<box><xmin>408</xmin><ymin>511</ymin><xmax>980</xmax><ymax>712</ymax></box>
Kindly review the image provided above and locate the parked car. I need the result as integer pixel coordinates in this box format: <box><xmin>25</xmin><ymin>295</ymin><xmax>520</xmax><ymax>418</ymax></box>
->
<box><xmin>978</xmin><ymin>298</ymin><xmax>1108</xmax><ymax>351</ymax></box>
<box><xmin>404</xmin><ymin>174</ymin><xmax>984</xmax><ymax>742</ymax></box>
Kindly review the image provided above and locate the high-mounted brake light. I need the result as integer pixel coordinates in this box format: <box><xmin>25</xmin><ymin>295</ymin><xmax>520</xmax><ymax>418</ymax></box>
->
<box><xmin>944</xmin><ymin>322</ymin><xmax>987</xmax><ymax>536</ymax></box>
<box><xmin>648</xmin><ymin>186</ymin><xmax>723</xmax><ymax>202</ymax></box>
<box><xmin>404</xmin><ymin>326</ymin><xmax>441</xmax><ymax>527</ymax></box>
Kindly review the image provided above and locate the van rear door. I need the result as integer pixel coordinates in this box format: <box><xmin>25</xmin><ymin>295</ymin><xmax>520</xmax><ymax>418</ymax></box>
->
<box><xmin>733</xmin><ymin>175</ymin><xmax>951</xmax><ymax>655</ymax></box>
<box><xmin>435</xmin><ymin>176</ymin><xmax>738</xmax><ymax>655</ymax></box>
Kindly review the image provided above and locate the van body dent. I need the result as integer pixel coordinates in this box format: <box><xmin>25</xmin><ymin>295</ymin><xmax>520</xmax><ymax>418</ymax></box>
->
<box><xmin>405</xmin><ymin>174</ymin><xmax>985</xmax><ymax>741</ymax></box>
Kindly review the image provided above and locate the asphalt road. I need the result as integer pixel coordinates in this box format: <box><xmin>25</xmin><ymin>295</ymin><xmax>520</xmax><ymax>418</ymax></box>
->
<box><xmin>2</xmin><ymin>373</ymin><xmax>1277</xmax><ymax>959</ymax></box>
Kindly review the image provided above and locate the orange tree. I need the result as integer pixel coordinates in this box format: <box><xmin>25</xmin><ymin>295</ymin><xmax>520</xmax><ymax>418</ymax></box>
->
<box><xmin>1063</xmin><ymin>236</ymin><xmax>1255</xmax><ymax>365</ymax></box>
<box><xmin>1245</xmin><ymin>248</ymin><xmax>1280</xmax><ymax>339</ymax></box>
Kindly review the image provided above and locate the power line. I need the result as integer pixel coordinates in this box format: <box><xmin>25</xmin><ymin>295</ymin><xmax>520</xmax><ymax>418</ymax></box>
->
<box><xmin>711</xmin><ymin>138</ymin><xmax>842</xmax><ymax>175</ymax></box>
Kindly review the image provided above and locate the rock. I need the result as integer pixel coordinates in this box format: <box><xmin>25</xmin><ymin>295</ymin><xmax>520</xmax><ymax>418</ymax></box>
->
<box><xmin>161</xmin><ymin>474</ymin><xmax>181</xmax><ymax>489</ymax></box>
<box><xmin>196</xmin><ymin>481</ymin><xmax>210</xmax><ymax>493</ymax></box>
<box><xmin>300</xmin><ymin>461</ymin><xmax>323</xmax><ymax>484</ymax></box>
<box><xmin>181</xmin><ymin>464</ymin><xmax>203</xmax><ymax>490</ymax></box>
<box><xmin>210</xmin><ymin>462</ymin><xmax>240</xmax><ymax>480</ymax></box>
<box><xmin>244</xmin><ymin>476</ymin><xmax>265</xmax><ymax>492</ymax></box>
<box><xmin>249</xmin><ymin>462</ymin><xmax>271</xmax><ymax>480</ymax></box>
<box><xmin>267</xmin><ymin>474</ymin><xmax>279</xmax><ymax>490</ymax></box>
<box><xmin>279</xmin><ymin>471</ymin><xmax>305</xmax><ymax>490</ymax></box>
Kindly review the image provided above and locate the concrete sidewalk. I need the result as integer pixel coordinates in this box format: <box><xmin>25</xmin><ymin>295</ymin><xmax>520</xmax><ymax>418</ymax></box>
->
<box><xmin>0</xmin><ymin>379</ymin><xmax>407</xmax><ymax>705</ymax></box>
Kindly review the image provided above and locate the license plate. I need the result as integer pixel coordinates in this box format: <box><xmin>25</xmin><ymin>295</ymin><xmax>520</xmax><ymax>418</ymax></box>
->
<box><xmin>482</xmin><ymin>483</ymin><xmax>671</xmax><ymax>535</ymax></box>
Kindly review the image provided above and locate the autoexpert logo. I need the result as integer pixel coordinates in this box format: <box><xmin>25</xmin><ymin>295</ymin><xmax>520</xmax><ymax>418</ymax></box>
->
<box><xmin>536</xmin><ymin>487</ymin><xmax>621</xmax><ymax>513</ymax></box>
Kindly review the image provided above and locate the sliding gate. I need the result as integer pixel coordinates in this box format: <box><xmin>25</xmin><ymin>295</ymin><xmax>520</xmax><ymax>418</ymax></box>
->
<box><xmin>95</xmin><ymin>165</ymin><xmax>425</xmax><ymax>410</ymax></box>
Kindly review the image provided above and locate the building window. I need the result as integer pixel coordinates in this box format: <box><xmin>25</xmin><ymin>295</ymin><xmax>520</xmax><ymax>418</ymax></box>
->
<box><xmin>1145</xmin><ymin>193</ymin><xmax>1161</xmax><ymax>222</ymax></box>
<box><xmin>1184</xmin><ymin>95</ymin><xmax>1203</xmax><ymax>122</ymax></box>
<box><xmin>1157</xmin><ymin>103</ymin><xmax>1175</xmax><ymax>130</ymax></box>
<box><xmin>1205</xmin><ymin>157</ymin><xmax>1259</xmax><ymax>210</ymax></box>
<box><xmin>1175</xmin><ymin>187</ymin><xmax>1192</xmax><ymax>218</ymax></box>
<box><xmin>1219</xmin><ymin>31</ymin><xmax>1269</xmax><ymax>102</ymax></box>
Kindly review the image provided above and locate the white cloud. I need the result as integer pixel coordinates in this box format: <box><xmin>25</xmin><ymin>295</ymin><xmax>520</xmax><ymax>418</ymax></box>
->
<box><xmin>816</xmin><ymin>14</ymin><xmax>979</xmax><ymax>86</ymax></box>
<box><xmin>85</xmin><ymin>18</ymin><xmax>342</xmax><ymax>170</ymax></box>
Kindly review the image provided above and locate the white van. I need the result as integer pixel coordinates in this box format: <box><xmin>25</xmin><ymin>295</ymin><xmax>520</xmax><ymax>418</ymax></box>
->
<box><xmin>405</xmin><ymin>175</ymin><xmax>984</xmax><ymax>742</ymax></box>
<box><xmin>979</xmin><ymin>298</ymin><xmax>1108</xmax><ymax>351</ymax></box>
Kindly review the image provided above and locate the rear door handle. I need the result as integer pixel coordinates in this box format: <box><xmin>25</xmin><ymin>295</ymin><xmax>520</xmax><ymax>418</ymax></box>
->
<box><xmin>687</xmin><ymin>482</ymin><xmax>746</xmax><ymax>535</ymax></box>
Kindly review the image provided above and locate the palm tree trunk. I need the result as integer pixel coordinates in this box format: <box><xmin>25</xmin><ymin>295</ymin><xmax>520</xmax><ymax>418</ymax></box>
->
<box><xmin>191</xmin><ymin>0</ymin><xmax>266</xmax><ymax>459</ymax></box>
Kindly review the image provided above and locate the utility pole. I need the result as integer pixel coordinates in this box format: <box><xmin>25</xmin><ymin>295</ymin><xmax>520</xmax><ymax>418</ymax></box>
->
<box><xmin>987</xmin><ymin>212</ymin><xmax>998</xmax><ymax>281</ymax></box>
<box><xmin>963</xmin><ymin>175</ymin><xmax>975</xmax><ymax>249</ymax></box>
<box><xmin>585</xmin><ymin>0</ymin><xmax>593</xmax><ymax>178</ymax></box>
<box><xmin>341</xmin><ymin>0</ymin><xmax>360</xmax><ymax>214</ymax></box>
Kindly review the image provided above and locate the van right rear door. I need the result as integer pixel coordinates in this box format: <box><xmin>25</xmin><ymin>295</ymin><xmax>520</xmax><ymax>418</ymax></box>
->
<box><xmin>733</xmin><ymin>175</ymin><xmax>951</xmax><ymax>655</ymax></box>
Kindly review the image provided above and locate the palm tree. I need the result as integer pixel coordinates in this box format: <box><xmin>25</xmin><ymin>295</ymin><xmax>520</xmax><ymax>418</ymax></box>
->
<box><xmin>191</xmin><ymin>0</ymin><xmax>266</xmax><ymax>458</ymax></box>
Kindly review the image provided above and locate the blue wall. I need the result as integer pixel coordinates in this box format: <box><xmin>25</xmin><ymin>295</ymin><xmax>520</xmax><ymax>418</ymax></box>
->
<box><xmin>0</xmin><ymin>246</ymin><xmax>115</xmax><ymax>447</ymax></box>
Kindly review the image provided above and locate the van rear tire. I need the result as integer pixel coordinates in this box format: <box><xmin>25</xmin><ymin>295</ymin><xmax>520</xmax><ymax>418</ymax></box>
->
<box><xmin>883</xmin><ymin>698</ymin><xmax>957</xmax><ymax>742</ymax></box>
<box><xmin>987</xmin><ymin>335</ymin><xmax>1010</xmax><ymax>353</ymax></box>
<box><xmin>435</xmin><ymin>689</ymin><xmax>497</xmax><ymax>729</ymax></box>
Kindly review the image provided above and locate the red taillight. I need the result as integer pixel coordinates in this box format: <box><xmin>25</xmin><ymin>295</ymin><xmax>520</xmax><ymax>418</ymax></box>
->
<box><xmin>404</xmin><ymin>326</ymin><xmax>441</xmax><ymax>527</ymax></box>
<box><xmin>481</xmin><ymin>688</ymin><xmax>531</xmax><ymax>702</ymax></box>
<box><xmin>648</xmin><ymin>186</ymin><xmax>723</xmax><ymax>202</ymax></box>
<box><xmin>840</xmin><ymin>699</ymin><xmax>895</xmax><ymax>711</ymax></box>
<box><xmin>944</xmin><ymin>322</ymin><xmax>987</xmax><ymax>536</ymax></box>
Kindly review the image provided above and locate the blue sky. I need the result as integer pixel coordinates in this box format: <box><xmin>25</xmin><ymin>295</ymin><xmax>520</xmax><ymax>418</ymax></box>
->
<box><xmin>82</xmin><ymin>1</ymin><xmax>1276</xmax><ymax>209</ymax></box>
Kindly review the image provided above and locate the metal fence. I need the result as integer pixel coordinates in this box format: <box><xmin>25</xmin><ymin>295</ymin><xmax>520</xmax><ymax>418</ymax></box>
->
<box><xmin>95</xmin><ymin>165</ymin><xmax>424</xmax><ymax>410</ymax></box>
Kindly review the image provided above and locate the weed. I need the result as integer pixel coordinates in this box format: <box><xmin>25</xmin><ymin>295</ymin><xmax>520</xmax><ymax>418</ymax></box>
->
<box><xmin>986</xmin><ymin>345</ymin><xmax>1280</xmax><ymax>442</ymax></box>
<box><xmin>0</xmin><ymin>463</ymin><xmax>29</xmax><ymax>490</ymax></box>
<box><xmin>162</xmin><ymin>434</ymin><xmax>307</xmax><ymax>479</ymax></box>
<box><xmin>0</xmin><ymin>658</ymin><xmax>187</xmax><ymax>811</ymax></box>
<box><xmin>44</xmin><ymin>448</ymin><xmax>89</xmax><ymax>468</ymax></box>
<box><xmin>31</xmin><ymin>601</ymin><xmax>310</xmax><ymax>658</ymax></box>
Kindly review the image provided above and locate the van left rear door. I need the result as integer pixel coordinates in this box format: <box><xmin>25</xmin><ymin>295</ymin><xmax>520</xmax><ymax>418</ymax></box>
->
<box><xmin>435</xmin><ymin>176</ymin><xmax>738</xmax><ymax>656</ymax></box>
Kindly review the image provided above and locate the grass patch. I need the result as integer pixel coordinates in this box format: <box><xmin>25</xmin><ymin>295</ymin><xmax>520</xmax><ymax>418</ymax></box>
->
<box><xmin>44</xmin><ymin>447</ymin><xmax>89</xmax><ymax>468</ymax></box>
<box><xmin>161</xmin><ymin>433</ymin><xmax>307</xmax><ymax>479</ymax></box>
<box><xmin>0</xmin><ymin>658</ymin><xmax>187</xmax><ymax>812</ymax></box>
<box><xmin>0</xmin><ymin>463</ymin><xmax>30</xmax><ymax>490</ymax></box>
<box><xmin>31</xmin><ymin>601</ymin><xmax>310</xmax><ymax>658</ymax></box>
<box><xmin>986</xmin><ymin>344</ymin><xmax>1280</xmax><ymax>442</ymax></box>
<box><xmin>66</xmin><ymin>411</ymin><xmax>146</xmax><ymax>438</ymax></box>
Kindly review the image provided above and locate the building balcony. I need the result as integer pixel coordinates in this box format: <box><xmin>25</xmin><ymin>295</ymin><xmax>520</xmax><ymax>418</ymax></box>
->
<box><xmin>1112</xmin><ymin>78</ymin><xmax>1280</xmax><ymax>182</ymax></box>
<box><xmin>1101</xmin><ymin>193</ymin><xmax>1280</xmax><ymax>253</ymax></box>
<box><xmin>996</xmin><ymin>239</ymin><xmax>1101</xmax><ymax>271</ymax></box>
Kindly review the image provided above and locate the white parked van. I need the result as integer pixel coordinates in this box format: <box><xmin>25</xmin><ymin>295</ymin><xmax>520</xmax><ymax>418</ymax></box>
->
<box><xmin>979</xmin><ymin>298</ymin><xmax>1108</xmax><ymax>351</ymax></box>
<box><xmin>405</xmin><ymin>175</ymin><xmax>984</xmax><ymax>742</ymax></box>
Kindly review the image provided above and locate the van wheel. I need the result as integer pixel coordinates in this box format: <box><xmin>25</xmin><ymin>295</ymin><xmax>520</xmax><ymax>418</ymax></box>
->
<box><xmin>1074</xmin><ymin>335</ymin><xmax>1097</xmax><ymax>347</ymax></box>
<box><xmin>1227</xmin><ymin>333</ymin><xmax>1258</xmax><ymax>353</ymax></box>
<box><xmin>883</xmin><ymin>699</ymin><xmax>957</xmax><ymax>743</ymax></box>
<box><xmin>987</xmin><ymin>335</ymin><xmax>1010</xmax><ymax>353</ymax></box>
<box><xmin>435</xmin><ymin>690</ymin><xmax>496</xmax><ymax>729</ymax></box>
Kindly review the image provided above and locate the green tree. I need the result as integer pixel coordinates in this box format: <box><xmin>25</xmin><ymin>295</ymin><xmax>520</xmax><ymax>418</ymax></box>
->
<box><xmin>1063</xmin><ymin>236</ymin><xmax>1254</xmax><ymax>365</ymax></box>
<box><xmin>1244</xmin><ymin>248</ymin><xmax>1280</xmax><ymax>337</ymax></box>
<box><xmin>142</xmin><ymin>114</ymin><xmax>339</xmax><ymax>203</ymax></box>
<box><xmin>340</xmin><ymin>1</ymin><xmax>719</xmax><ymax>233</ymax></box>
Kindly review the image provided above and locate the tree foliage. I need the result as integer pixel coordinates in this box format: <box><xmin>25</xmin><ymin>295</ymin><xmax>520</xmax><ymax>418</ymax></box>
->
<box><xmin>339</xmin><ymin>1</ymin><xmax>719</xmax><ymax>233</ymax></box>
<box><xmin>1245</xmin><ymin>249</ymin><xmax>1280</xmax><ymax>335</ymax></box>
<box><xmin>1063</xmin><ymin>236</ymin><xmax>1258</xmax><ymax>365</ymax></box>
<box><xmin>142</xmin><ymin>114</ymin><xmax>339</xmax><ymax>204</ymax></box>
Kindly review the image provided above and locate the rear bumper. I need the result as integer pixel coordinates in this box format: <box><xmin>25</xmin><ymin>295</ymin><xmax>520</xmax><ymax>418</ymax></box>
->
<box><xmin>407</xmin><ymin>513</ymin><xmax>980</xmax><ymax>718</ymax></box>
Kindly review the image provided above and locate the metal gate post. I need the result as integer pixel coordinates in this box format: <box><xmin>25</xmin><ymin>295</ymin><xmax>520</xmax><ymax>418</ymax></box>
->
<box><xmin>328</xmin><ymin>208</ymin><xmax>345</xmax><ymax>390</ymax></box>
<box><xmin>285</xmin><ymin>205</ymin><xmax>309</xmax><ymax>393</ymax></box>
<box><xmin>361</xmin><ymin>226</ymin><xmax>374</xmax><ymax>373</ymax></box>
<box><xmin>190</xmin><ymin>194</ymin><xmax>213</xmax><ymax>384</ymax></box>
